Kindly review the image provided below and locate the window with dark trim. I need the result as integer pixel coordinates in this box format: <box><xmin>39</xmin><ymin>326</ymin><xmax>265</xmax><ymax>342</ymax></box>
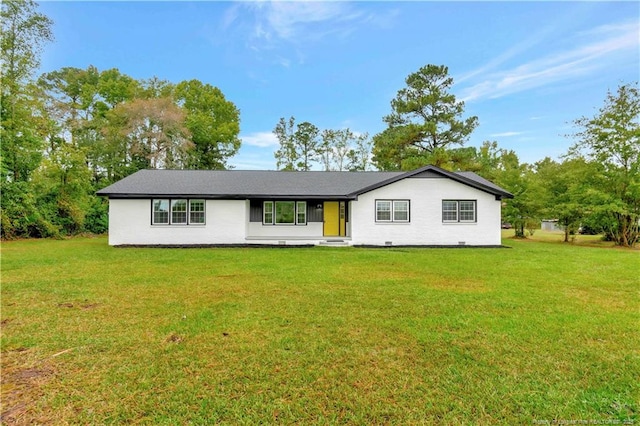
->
<box><xmin>189</xmin><ymin>200</ymin><xmax>205</xmax><ymax>224</ymax></box>
<box><xmin>263</xmin><ymin>201</ymin><xmax>307</xmax><ymax>225</ymax></box>
<box><xmin>376</xmin><ymin>200</ymin><xmax>410</xmax><ymax>222</ymax></box>
<box><xmin>171</xmin><ymin>200</ymin><xmax>187</xmax><ymax>224</ymax></box>
<box><xmin>442</xmin><ymin>200</ymin><xmax>476</xmax><ymax>223</ymax></box>
<box><xmin>152</xmin><ymin>199</ymin><xmax>206</xmax><ymax>225</ymax></box>
<box><xmin>153</xmin><ymin>200</ymin><xmax>169</xmax><ymax>224</ymax></box>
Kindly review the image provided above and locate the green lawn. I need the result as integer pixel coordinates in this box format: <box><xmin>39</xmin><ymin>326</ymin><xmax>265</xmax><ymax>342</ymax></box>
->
<box><xmin>1</xmin><ymin>237</ymin><xmax>638</xmax><ymax>424</ymax></box>
<box><xmin>501</xmin><ymin>229</ymin><xmax>619</xmax><ymax>248</ymax></box>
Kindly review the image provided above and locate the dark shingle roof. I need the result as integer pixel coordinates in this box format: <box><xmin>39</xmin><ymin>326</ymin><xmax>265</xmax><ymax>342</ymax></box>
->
<box><xmin>97</xmin><ymin>166</ymin><xmax>513</xmax><ymax>199</ymax></box>
<box><xmin>456</xmin><ymin>171</ymin><xmax>510</xmax><ymax>194</ymax></box>
<box><xmin>97</xmin><ymin>170</ymin><xmax>403</xmax><ymax>199</ymax></box>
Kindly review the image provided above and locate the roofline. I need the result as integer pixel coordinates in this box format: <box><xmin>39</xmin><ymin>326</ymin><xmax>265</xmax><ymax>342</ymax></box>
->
<box><xmin>96</xmin><ymin>166</ymin><xmax>514</xmax><ymax>200</ymax></box>
<box><xmin>451</xmin><ymin>171</ymin><xmax>514</xmax><ymax>199</ymax></box>
<box><xmin>97</xmin><ymin>193</ymin><xmax>357</xmax><ymax>200</ymax></box>
<box><xmin>348</xmin><ymin>165</ymin><xmax>514</xmax><ymax>199</ymax></box>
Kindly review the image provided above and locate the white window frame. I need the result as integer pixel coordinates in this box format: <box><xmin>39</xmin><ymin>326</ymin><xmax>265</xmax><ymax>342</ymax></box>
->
<box><xmin>171</xmin><ymin>199</ymin><xmax>188</xmax><ymax>225</ymax></box>
<box><xmin>376</xmin><ymin>200</ymin><xmax>410</xmax><ymax>223</ymax></box>
<box><xmin>152</xmin><ymin>199</ymin><xmax>205</xmax><ymax>225</ymax></box>
<box><xmin>263</xmin><ymin>201</ymin><xmax>307</xmax><ymax>226</ymax></box>
<box><xmin>442</xmin><ymin>200</ymin><xmax>476</xmax><ymax>223</ymax></box>
<box><xmin>376</xmin><ymin>200</ymin><xmax>392</xmax><ymax>222</ymax></box>
<box><xmin>189</xmin><ymin>199</ymin><xmax>205</xmax><ymax>224</ymax></box>
<box><xmin>392</xmin><ymin>200</ymin><xmax>410</xmax><ymax>222</ymax></box>
<box><xmin>263</xmin><ymin>201</ymin><xmax>274</xmax><ymax>225</ymax></box>
<box><xmin>296</xmin><ymin>201</ymin><xmax>307</xmax><ymax>225</ymax></box>
<box><xmin>152</xmin><ymin>199</ymin><xmax>170</xmax><ymax>225</ymax></box>
<box><xmin>459</xmin><ymin>200</ymin><xmax>476</xmax><ymax>222</ymax></box>
<box><xmin>442</xmin><ymin>200</ymin><xmax>459</xmax><ymax>223</ymax></box>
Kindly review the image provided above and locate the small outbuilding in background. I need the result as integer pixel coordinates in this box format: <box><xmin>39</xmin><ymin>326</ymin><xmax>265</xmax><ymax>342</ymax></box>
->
<box><xmin>541</xmin><ymin>219</ymin><xmax>562</xmax><ymax>232</ymax></box>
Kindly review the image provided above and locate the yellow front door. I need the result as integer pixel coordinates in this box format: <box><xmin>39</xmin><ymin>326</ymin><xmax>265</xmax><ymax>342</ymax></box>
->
<box><xmin>323</xmin><ymin>202</ymin><xmax>346</xmax><ymax>237</ymax></box>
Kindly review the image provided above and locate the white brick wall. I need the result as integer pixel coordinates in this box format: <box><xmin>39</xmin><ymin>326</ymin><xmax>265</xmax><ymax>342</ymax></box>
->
<box><xmin>107</xmin><ymin>199</ymin><xmax>246</xmax><ymax>245</ymax></box>
<box><xmin>349</xmin><ymin>177</ymin><xmax>502</xmax><ymax>246</ymax></box>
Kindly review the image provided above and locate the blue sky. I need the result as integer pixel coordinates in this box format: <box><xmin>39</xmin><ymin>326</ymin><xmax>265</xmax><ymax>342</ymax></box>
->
<box><xmin>39</xmin><ymin>1</ymin><xmax>639</xmax><ymax>170</ymax></box>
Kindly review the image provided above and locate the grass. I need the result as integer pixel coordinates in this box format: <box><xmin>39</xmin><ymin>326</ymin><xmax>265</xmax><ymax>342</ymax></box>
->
<box><xmin>1</xmin><ymin>236</ymin><xmax>638</xmax><ymax>424</ymax></box>
<box><xmin>501</xmin><ymin>229</ymin><xmax>623</xmax><ymax>248</ymax></box>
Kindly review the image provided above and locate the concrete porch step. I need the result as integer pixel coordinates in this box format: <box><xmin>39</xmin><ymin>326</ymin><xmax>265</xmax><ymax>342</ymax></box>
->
<box><xmin>318</xmin><ymin>240</ymin><xmax>350</xmax><ymax>247</ymax></box>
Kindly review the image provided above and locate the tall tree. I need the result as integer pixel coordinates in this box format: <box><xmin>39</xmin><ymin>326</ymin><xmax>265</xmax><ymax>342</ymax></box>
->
<box><xmin>273</xmin><ymin>117</ymin><xmax>320</xmax><ymax>171</ymax></box>
<box><xmin>273</xmin><ymin>116</ymin><xmax>298</xmax><ymax>171</ymax></box>
<box><xmin>372</xmin><ymin>64</ymin><xmax>478</xmax><ymax>171</ymax></box>
<box><xmin>318</xmin><ymin>128</ymin><xmax>352</xmax><ymax>171</ymax></box>
<box><xmin>319</xmin><ymin>129</ymin><xmax>343</xmax><ymax>171</ymax></box>
<box><xmin>1</xmin><ymin>0</ymin><xmax>53</xmax><ymax>182</ymax></box>
<box><xmin>38</xmin><ymin>66</ymin><xmax>101</xmax><ymax>148</ymax></box>
<box><xmin>534</xmin><ymin>158</ymin><xmax>591</xmax><ymax>242</ymax></box>
<box><xmin>139</xmin><ymin>76</ymin><xmax>174</xmax><ymax>99</ymax></box>
<box><xmin>98</xmin><ymin>68</ymin><xmax>140</xmax><ymax>109</ymax></box>
<box><xmin>39</xmin><ymin>67</ymin><xmax>145</xmax><ymax>183</ymax></box>
<box><xmin>294</xmin><ymin>122</ymin><xmax>320</xmax><ymax>171</ymax></box>
<box><xmin>113</xmin><ymin>98</ymin><xmax>192</xmax><ymax>169</ymax></box>
<box><xmin>174</xmin><ymin>79</ymin><xmax>241</xmax><ymax>170</ymax></box>
<box><xmin>484</xmin><ymin>149</ymin><xmax>540</xmax><ymax>238</ymax></box>
<box><xmin>0</xmin><ymin>0</ymin><xmax>53</xmax><ymax>239</ymax></box>
<box><xmin>31</xmin><ymin>143</ymin><xmax>93</xmax><ymax>235</ymax></box>
<box><xmin>346</xmin><ymin>132</ymin><xmax>373</xmax><ymax>171</ymax></box>
<box><xmin>319</xmin><ymin>129</ymin><xmax>372</xmax><ymax>171</ymax></box>
<box><xmin>567</xmin><ymin>83</ymin><xmax>640</xmax><ymax>247</ymax></box>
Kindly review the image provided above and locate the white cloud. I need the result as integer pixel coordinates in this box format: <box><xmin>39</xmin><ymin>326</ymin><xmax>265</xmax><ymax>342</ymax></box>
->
<box><xmin>241</xmin><ymin>131</ymin><xmax>279</xmax><ymax>148</ymax></box>
<box><xmin>259</xmin><ymin>1</ymin><xmax>353</xmax><ymax>41</ymax></box>
<box><xmin>458</xmin><ymin>19</ymin><xmax>639</xmax><ymax>103</ymax></box>
<box><xmin>456</xmin><ymin>18</ymin><xmax>562</xmax><ymax>85</ymax></box>
<box><xmin>221</xmin><ymin>3</ymin><xmax>240</xmax><ymax>31</ymax></box>
<box><xmin>490</xmin><ymin>131</ymin><xmax>523</xmax><ymax>138</ymax></box>
<box><xmin>223</xmin><ymin>0</ymin><xmax>396</xmax><ymax>65</ymax></box>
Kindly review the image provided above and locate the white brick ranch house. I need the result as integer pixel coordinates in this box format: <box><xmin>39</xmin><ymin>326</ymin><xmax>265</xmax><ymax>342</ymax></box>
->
<box><xmin>96</xmin><ymin>165</ymin><xmax>513</xmax><ymax>247</ymax></box>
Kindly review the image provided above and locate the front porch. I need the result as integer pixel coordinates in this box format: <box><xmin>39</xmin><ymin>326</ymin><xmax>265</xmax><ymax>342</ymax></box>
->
<box><xmin>244</xmin><ymin>235</ymin><xmax>352</xmax><ymax>246</ymax></box>
<box><xmin>246</xmin><ymin>200</ymin><xmax>351</xmax><ymax>244</ymax></box>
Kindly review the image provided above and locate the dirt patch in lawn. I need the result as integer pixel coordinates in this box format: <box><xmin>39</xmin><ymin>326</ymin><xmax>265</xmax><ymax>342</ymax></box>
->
<box><xmin>0</xmin><ymin>359</ymin><xmax>54</xmax><ymax>425</ymax></box>
<box><xmin>56</xmin><ymin>301</ymin><xmax>100</xmax><ymax>309</ymax></box>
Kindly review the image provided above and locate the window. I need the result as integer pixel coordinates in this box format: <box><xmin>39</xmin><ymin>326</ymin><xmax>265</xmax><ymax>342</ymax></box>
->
<box><xmin>171</xmin><ymin>200</ymin><xmax>187</xmax><ymax>224</ymax></box>
<box><xmin>443</xmin><ymin>200</ymin><xmax>476</xmax><ymax>223</ymax></box>
<box><xmin>442</xmin><ymin>200</ymin><xmax>458</xmax><ymax>222</ymax></box>
<box><xmin>296</xmin><ymin>201</ymin><xmax>307</xmax><ymax>225</ymax></box>
<box><xmin>263</xmin><ymin>201</ymin><xmax>307</xmax><ymax>225</ymax></box>
<box><xmin>459</xmin><ymin>201</ymin><xmax>476</xmax><ymax>222</ymax></box>
<box><xmin>263</xmin><ymin>201</ymin><xmax>273</xmax><ymax>224</ymax></box>
<box><xmin>153</xmin><ymin>199</ymin><xmax>169</xmax><ymax>224</ymax></box>
<box><xmin>275</xmin><ymin>201</ymin><xmax>295</xmax><ymax>224</ymax></box>
<box><xmin>376</xmin><ymin>200</ymin><xmax>409</xmax><ymax>223</ymax></box>
<box><xmin>376</xmin><ymin>200</ymin><xmax>391</xmax><ymax>221</ymax></box>
<box><xmin>393</xmin><ymin>200</ymin><xmax>409</xmax><ymax>222</ymax></box>
<box><xmin>189</xmin><ymin>200</ymin><xmax>205</xmax><ymax>224</ymax></box>
<box><xmin>152</xmin><ymin>199</ymin><xmax>205</xmax><ymax>225</ymax></box>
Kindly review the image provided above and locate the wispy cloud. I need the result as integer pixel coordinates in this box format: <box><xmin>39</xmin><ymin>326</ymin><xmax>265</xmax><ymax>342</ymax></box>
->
<box><xmin>490</xmin><ymin>131</ymin><xmax>523</xmax><ymax>138</ymax></box>
<box><xmin>220</xmin><ymin>1</ymin><xmax>397</xmax><ymax>67</ymax></box>
<box><xmin>458</xmin><ymin>20</ymin><xmax>639</xmax><ymax>102</ymax></box>
<box><xmin>456</xmin><ymin>17</ymin><xmax>562</xmax><ymax>85</ymax></box>
<box><xmin>241</xmin><ymin>131</ymin><xmax>279</xmax><ymax>148</ymax></box>
<box><xmin>250</xmin><ymin>1</ymin><xmax>357</xmax><ymax>42</ymax></box>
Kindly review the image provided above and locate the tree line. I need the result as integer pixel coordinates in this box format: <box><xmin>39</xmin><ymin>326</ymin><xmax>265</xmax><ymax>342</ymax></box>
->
<box><xmin>273</xmin><ymin>117</ymin><xmax>373</xmax><ymax>171</ymax></box>
<box><xmin>2</xmin><ymin>0</ymin><xmax>638</xmax><ymax>247</ymax></box>
<box><xmin>1</xmin><ymin>0</ymin><xmax>240</xmax><ymax>238</ymax></box>
<box><xmin>273</xmin><ymin>64</ymin><xmax>639</xmax><ymax>248</ymax></box>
